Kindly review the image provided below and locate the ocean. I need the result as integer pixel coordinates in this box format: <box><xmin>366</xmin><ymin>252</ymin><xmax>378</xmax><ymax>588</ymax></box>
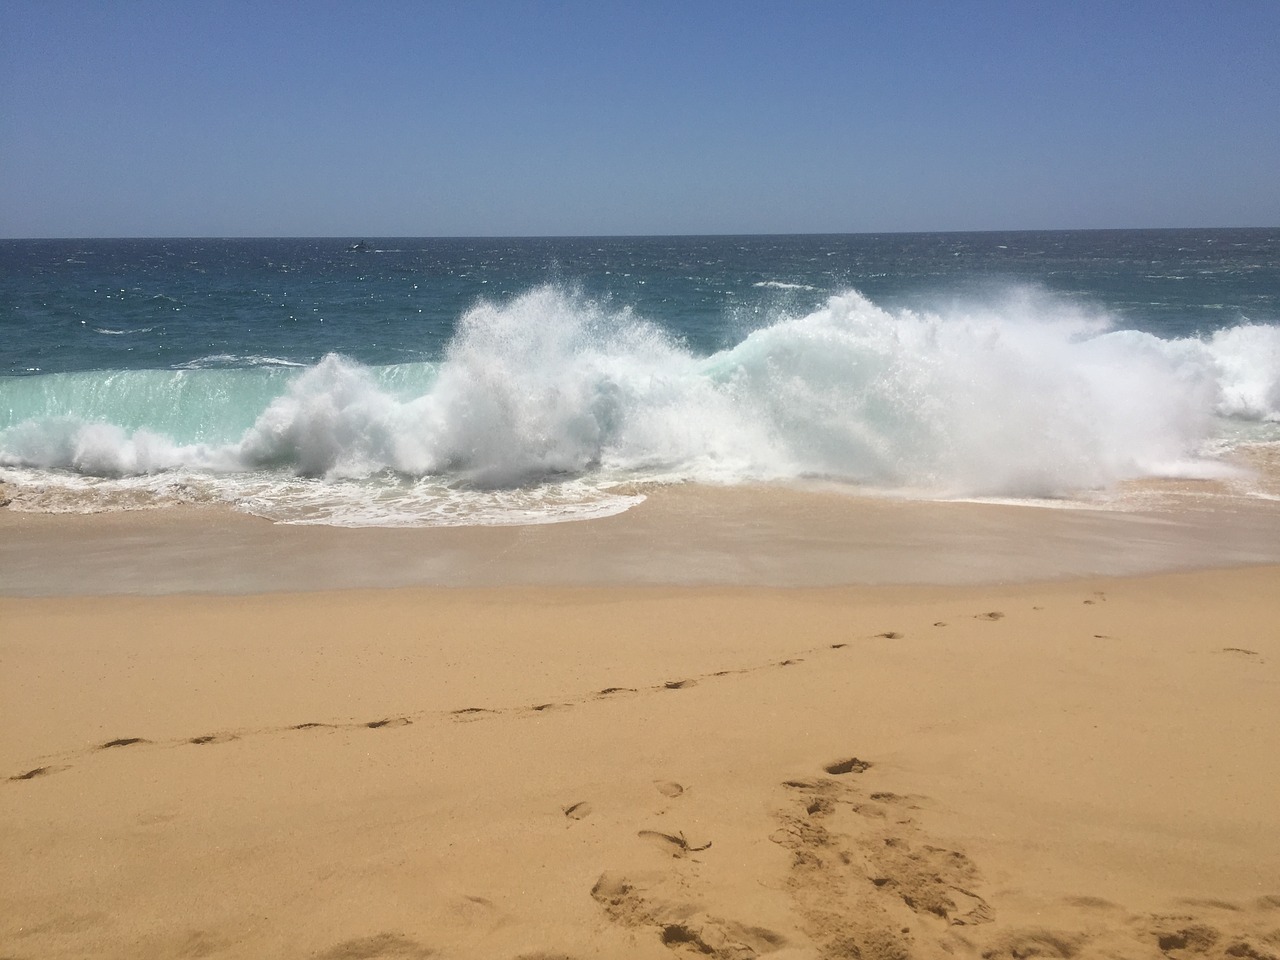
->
<box><xmin>2</xmin><ymin>230</ymin><xmax>1278</xmax><ymax>527</ymax></box>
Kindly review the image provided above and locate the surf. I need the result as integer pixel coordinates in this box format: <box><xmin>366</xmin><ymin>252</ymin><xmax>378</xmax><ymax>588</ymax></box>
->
<box><xmin>1</xmin><ymin>284</ymin><xmax>1277</xmax><ymax>524</ymax></box>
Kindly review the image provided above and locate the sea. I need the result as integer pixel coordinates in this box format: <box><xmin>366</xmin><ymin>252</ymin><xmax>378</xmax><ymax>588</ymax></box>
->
<box><xmin>1</xmin><ymin>230</ymin><xmax>1278</xmax><ymax>527</ymax></box>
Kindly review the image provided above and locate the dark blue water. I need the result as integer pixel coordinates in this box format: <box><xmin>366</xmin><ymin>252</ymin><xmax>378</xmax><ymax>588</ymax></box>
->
<box><xmin>3</xmin><ymin>230</ymin><xmax>1276</xmax><ymax>376</ymax></box>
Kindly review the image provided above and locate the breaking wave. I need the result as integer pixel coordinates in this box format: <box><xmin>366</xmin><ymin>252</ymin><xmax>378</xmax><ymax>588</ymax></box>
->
<box><xmin>1</xmin><ymin>285</ymin><xmax>1278</xmax><ymax>524</ymax></box>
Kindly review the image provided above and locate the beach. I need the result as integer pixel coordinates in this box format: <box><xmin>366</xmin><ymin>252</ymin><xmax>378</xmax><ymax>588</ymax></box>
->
<box><xmin>4</xmin><ymin>489</ymin><xmax>1280</xmax><ymax>960</ymax></box>
<box><xmin>4</xmin><ymin>0</ymin><xmax>1279</xmax><ymax>950</ymax></box>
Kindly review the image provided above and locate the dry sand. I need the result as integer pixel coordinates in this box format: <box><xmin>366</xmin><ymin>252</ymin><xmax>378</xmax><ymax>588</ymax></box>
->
<box><xmin>4</xmin><ymin>563</ymin><xmax>1280</xmax><ymax>959</ymax></box>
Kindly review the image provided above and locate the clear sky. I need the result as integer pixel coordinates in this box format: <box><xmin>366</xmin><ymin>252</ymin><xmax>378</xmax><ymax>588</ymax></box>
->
<box><xmin>2</xmin><ymin>0</ymin><xmax>1278</xmax><ymax>237</ymax></box>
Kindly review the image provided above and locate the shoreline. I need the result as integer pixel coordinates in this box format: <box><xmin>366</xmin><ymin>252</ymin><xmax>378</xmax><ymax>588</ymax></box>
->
<box><xmin>4</xmin><ymin>567</ymin><xmax>1280</xmax><ymax>958</ymax></box>
<box><xmin>5</xmin><ymin>478</ymin><xmax>1280</xmax><ymax>596</ymax></box>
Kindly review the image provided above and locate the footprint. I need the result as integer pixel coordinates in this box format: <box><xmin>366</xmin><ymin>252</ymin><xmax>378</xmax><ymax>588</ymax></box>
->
<box><xmin>824</xmin><ymin>757</ymin><xmax>872</xmax><ymax>775</ymax></box>
<box><xmin>1219</xmin><ymin>940</ymin><xmax>1278</xmax><ymax>960</ymax></box>
<box><xmin>868</xmin><ymin>791</ymin><xmax>919</xmax><ymax>809</ymax></box>
<box><xmin>975</xmin><ymin>611</ymin><xmax>1005</xmax><ymax>621</ymax></box>
<box><xmin>563</xmin><ymin>801</ymin><xmax>592</xmax><ymax>820</ymax></box>
<box><xmin>316</xmin><ymin>932</ymin><xmax>434</xmax><ymax>960</ymax></box>
<box><xmin>1153</xmin><ymin>923</ymin><xmax>1221</xmax><ymax>955</ymax></box>
<box><xmin>654</xmin><ymin>780</ymin><xmax>685</xmax><ymax>798</ymax></box>
<box><xmin>660</xmin><ymin>922</ymin><xmax>782</xmax><ymax>954</ymax></box>
<box><xmin>1063</xmin><ymin>895</ymin><xmax>1121</xmax><ymax>910</ymax></box>
<box><xmin>982</xmin><ymin>929</ymin><xmax>1086</xmax><ymax>959</ymax></box>
<box><xmin>596</xmin><ymin>687</ymin><xmax>635</xmax><ymax>697</ymax></box>
<box><xmin>10</xmin><ymin>765</ymin><xmax>57</xmax><ymax>781</ymax></box>
<box><xmin>777</xmin><ymin>658</ymin><xmax>803</xmax><ymax>666</ymax></box>
<box><xmin>590</xmin><ymin>871</ymin><xmax>634</xmax><ymax>906</ymax></box>
<box><xmin>934</xmin><ymin>621</ymin><xmax>948</xmax><ymax>627</ymax></box>
<box><xmin>1223</xmin><ymin>647</ymin><xmax>1259</xmax><ymax>657</ymax></box>
<box><xmin>292</xmin><ymin>722</ymin><xmax>334</xmax><ymax>730</ymax></box>
<box><xmin>876</xmin><ymin>631</ymin><xmax>902</xmax><ymax>639</ymax></box>
<box><xmin>663</xmin><ymin>679</ymin><xmax>695</xmax><ymax>690</ymax></box>
<box><xmin>773</xmin><ymin>774</ymin><xmax>990</xmax><ymax>956</ymax></box>
<box><xmin>449</xmin><ymin>895</ymin><xmax>503</xmax><ymax>929</ymax></box>
<box><xmin>830</xmin><ymin>643</ymin><xmax>848</xmax><ymax>649</ymax></box>
<box><xmin>659</xmin><ymin>925</ymin><xmax>703</xmax><ymax>947</ymax></box>
<box><xmin>782</xmin><ymin>778</ymin><xmax>824</xmax><ymax>790</ymax></box>
<box><xmin>1177</xmin><ymin>898</ymin><xmax>1241</xmax><ymax>912</ymax></box>
<box><xmin>805</xmin><ymin>796</ymin><xmax>833</xmax><ymax>816</ymax></box>
<box><xmin>591</xmin><ymin>872</ymin><xmax>785</xmax><ymax>957</ymax></box>
<box><xmin>637</xmin><ymin>829</ymin><xmax>712</xmax><ymax>857</ymax></box>
<box><xmin>100</xmin><ymin>737</ymin><xmax>146</xmax><ymax>749</ymax></box>
<box><xmin>867</xmin><ymin>839</ymin><xmax>993</xmax><ymax>925</ymax></box>
<box><xmin>189</xmin><ymin>733</ymin><xmax>238</xmax><ymax>745</ymax></box>
<box><xmin>366</xmin><ymin>717</ymin><xmax>412</xmax><ymax>729</ymax></box>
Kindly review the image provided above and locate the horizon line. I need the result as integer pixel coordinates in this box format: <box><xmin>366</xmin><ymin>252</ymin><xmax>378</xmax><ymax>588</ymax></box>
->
<box><xmin>3</xmin><ymin>225</ymin><xmax>1277</xmax><ymax>243</ymax></box>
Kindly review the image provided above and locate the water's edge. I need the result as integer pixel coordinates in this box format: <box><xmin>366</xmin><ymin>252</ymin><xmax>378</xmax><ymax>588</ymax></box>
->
<box><xmin>6</xmin><ymin>482</ymin><xmax>1280</xmax><ymax>597</ymax></box>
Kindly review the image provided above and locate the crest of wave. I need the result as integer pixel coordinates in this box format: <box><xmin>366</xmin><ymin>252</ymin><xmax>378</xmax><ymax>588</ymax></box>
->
<box><xmin>706</xmin><ymin>288</ymin><xmax>1224</xmax><ymax>496</ymax></box>
<box><xmin>233</xmin><ymin>285</ymin><xmax>1230</xmax><ymax>496</ymax></box>
<box><xmin>4</xmin><ymin>285</ymin><xmax>1258</xmax><ymax>499</ymax></box>
<box><xmin>236</xmin><ymin>286</ymin><xmax>769</xmax><ymax>485</ymax></box>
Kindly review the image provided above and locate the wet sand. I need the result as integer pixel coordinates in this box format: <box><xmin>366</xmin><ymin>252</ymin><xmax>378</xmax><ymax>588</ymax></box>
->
<box><xmin>3</xmin><ymin>488</ymin><xmax>1280</xmax><ymax>959</ymax></box>
<box><xmin>5</xmin><ymin>480</ymin><xmax>1280</xmax><ymax>595</ymax></box>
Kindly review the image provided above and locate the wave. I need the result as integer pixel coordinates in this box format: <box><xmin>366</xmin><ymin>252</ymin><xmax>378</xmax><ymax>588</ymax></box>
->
<box><xmin>2</xmin><ymin>285</ymin><xmax>1278</xmax><ymax>523</ymax></box>
<box><xmin>753</xmin><ymin>281</ymin><xmax>818</xmax><ymax>291</ymax></box>
<box><xmin>173</xmin><ymin>354</ymin><xmax>309</xmax><ymax>370</ymax></box>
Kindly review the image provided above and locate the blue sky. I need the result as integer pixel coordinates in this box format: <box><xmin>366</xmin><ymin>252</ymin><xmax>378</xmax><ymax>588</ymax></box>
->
<box><xmin>2</xmin><ymin>1</ymin><xmax>1277</xmax><ymax>237</ymax></box>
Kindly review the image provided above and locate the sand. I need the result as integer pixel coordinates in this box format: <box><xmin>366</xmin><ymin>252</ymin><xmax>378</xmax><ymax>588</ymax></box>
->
<box><xmin>4</xmin><ymin>553</ymin><xmax>1280</xmax><ymax>959</ymax></box>
<box><xmin>7</xmin><ymin>481</ymin><xmax>1280</xmax><ymax>596</ymax></box>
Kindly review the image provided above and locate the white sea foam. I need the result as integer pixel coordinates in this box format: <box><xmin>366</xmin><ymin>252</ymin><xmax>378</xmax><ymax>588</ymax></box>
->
<box><xmin>1206</xmin><ymin>323</ymin><xmax>1280</xmax><ymax>421</ymax></box>
<box><xmin>753</xmin><ymin>280</ymin><xmax>818</xmax><ymax>291</ymax></box>
<box><xmin>232</xmin><ymin>476</ymin><xmax>645</xmax><ymax>527</ymax></box>
<box><xmin>93</xmin><ymin>326</ymin><xmax>154</xmax><ymax>336</ymax></box>
<box><xmin>2</xmin><ymin>285</ymin><xmax>1279</xmax><ymax>524</ymax></box>
<box><xmin>174</xmin><ymin>354</ymin><xmax>309</xmax><ymax>370</ymax></box>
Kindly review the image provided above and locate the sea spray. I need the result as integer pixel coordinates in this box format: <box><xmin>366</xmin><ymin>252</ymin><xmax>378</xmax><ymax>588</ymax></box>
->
<box><xmin>708</xmin><ymin>289</ymin><xmax>1229</xmax><ymax>495</ymax></box>
<box><xmin>1208</xmin><ymin>323</ymin><xmax>1280</xmax><ymax>421</ymax></box>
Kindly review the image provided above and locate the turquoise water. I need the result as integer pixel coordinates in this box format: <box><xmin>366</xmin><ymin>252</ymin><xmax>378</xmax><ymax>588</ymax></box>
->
<box><xmin>1</xmin><ymin>231</ymin><xmax>1277</xmax><ymax>525</ymax></box>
